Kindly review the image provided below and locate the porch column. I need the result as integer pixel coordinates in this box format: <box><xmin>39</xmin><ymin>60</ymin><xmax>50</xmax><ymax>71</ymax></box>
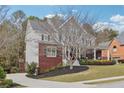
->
<box><xmin>76</xmin><ymin>47</ymin><xmax>78</xmax><ymax>58</ymax></box>
<box><xmin>107</xmin><ymin>50</ymin><xmax>110</xmax><ymax>60</ymax></box>
<box><xmin>94</xmin><ymin>48</ymin><xmax>96</xmax><ymax>60</ymax></box>
<box><xmin>67</xmin><ymin>46</ymin><xmax>70</xmax><ymax>60</ymax></box>
<box><xmin>64</xmin><ymin>46</ymin><xmax>66</xmax><ymax>59</ymax></box>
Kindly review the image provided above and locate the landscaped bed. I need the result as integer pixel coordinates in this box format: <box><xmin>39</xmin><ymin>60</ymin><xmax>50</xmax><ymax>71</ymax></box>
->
<box><xmin>27</xmin><ymin>66</ymin><xmax>89</xmax><ymax>79</ymax></box>
<box><xmin>41</xmin><ymin>64</ymin><xmax>124</xmax><ymax>82</ymax></box>
<box><xmin>79</xmin><ymin>59</ymin><xmax>116</xmax><ymax>65</ymax></box>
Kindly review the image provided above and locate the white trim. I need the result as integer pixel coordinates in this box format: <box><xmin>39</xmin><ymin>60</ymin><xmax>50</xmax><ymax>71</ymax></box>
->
<box><xmin>94</xmin><ymin>48</ymin><xmax>96</xmax><ymax>60</ymax></box>
<box><xmin>107</xmin><ymin>50</ymin><xmax>110</xmax><ymax>60</ymax></box>
<box><xmin>41</xmin><ymin>34</ymin><xmax>50</xmax><ymax>41</ymax></box>
<box><xmin>46</xmin><ymin>46</ymin><xmax>57</xmax><ymax>57</ymax></box>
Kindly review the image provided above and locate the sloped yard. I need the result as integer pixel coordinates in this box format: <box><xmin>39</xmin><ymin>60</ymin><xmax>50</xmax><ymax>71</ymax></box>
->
<box><xmin>41</xmin><ymin>64</ymin><xmax>124</xmax><ymax>82</ymax></box>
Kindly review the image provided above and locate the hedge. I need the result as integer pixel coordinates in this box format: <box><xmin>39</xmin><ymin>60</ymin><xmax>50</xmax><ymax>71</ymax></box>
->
<box><xmin>79</xmin><ymin>59</ymin><xmax>116</xmax><ymax>65</ymax></box>
<box><xmin>118</xmin><ymin>59</ymin><xmax>124</xmax><ymax>63</ymax></box>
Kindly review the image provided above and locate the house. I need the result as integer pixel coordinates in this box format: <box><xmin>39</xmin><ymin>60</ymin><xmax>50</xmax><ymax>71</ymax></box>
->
<box><xmin>25</xmin><ymin>17</ymin><xmax>63</xmax><ymax>73</ymax></box>
<box><xmin>95</xmin><ymin>31</ymin><xmax>124</xmax><ymax>61</ymax></box>
<box><xmin>25</xmin><ymin>16</ymin><xmax>96</xmax><ymax>73</ymax></box>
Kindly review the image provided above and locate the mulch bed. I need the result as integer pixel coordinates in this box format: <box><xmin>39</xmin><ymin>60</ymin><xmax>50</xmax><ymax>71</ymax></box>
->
<box><xmin>27</xmin><ymin>66</ymin><xmax>89</xmax><ymax>79</ymax></box>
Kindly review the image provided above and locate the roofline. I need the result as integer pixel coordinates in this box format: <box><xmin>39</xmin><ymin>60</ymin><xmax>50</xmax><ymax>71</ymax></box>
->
<box><xmin>58</xmin><ymin>16</ymin><xmax>73</xmax><ymax>29</ymax></box>
<box><xmin>58</xmin><ymin>16</ymin><xmax>89</xmax><ymax>35</ymax></box>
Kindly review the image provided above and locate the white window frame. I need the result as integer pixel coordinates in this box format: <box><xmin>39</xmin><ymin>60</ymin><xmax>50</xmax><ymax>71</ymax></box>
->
<box><xmin>46</xmin><ymin>46</ymin><xmax>57</xmax><ymax>57</ymax></box>
<box><xmin>44</xmin><ymin>34</ymin><xmax>48</xmax><ymax>41</ymax></box>
<box><xmin>41</xmin><ymin>34</ymin><xmax>50</xmax><ymax>41</ymax></box>
<box><xmin>112</xmin><ymin>46</ymin><xmax>117</xmax><ymax>52</ymax></box>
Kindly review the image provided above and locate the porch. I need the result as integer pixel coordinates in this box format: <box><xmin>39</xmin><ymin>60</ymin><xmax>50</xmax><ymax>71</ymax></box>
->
<box><xmin>86</xmin><ymin>49</ymin><xmax>110</xmax><ymax>60</ymax></box>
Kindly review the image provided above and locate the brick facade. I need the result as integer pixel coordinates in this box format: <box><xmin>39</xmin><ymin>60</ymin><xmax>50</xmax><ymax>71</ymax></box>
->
<box><xmin>101</xmin><ymin>39</ymin><xmax>124</xmax><ymax>60</ymax></box>
<box><xmin>109</xmin><ymin>39</ymin><xmax>124</xmax><ymax>60</ymax></box>
<box><xmin>101</xmin><ymin>50</ymin><xmax>108</xmax><ymax>59</ymax></box>
<box><xmin>39</xmin><ymin>43</ymin><xmax>62</xmax><ymax>73</ymax></box>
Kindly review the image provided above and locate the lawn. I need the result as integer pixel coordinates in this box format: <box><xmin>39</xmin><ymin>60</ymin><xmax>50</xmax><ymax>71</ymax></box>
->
<box><xmin>41</xmin><ymin>64</ymin><xmax>124</xmax><ymax>82</ymax></box>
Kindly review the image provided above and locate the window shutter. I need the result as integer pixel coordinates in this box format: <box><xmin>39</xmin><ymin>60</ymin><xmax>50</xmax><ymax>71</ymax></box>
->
<box><xmin>44</xmin><ymin>48</ymin><xmax>47</xmax><ymax>56</ymax></box>
<box><xmin>42</xmin><ymin>34</ymin><xmax>44</xmax><ymax>40</ymax></box>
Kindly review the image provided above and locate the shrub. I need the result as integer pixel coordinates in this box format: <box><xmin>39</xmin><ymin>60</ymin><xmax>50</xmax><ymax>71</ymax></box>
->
<box><xmin>79</xmin><ymin>59</ymin><xmax>86</xmax><ymax>65</ymax></box>
<box><xmin>0</xmin><ymin>66</ymin><xmax>6</xmax><ymax>80</ymax></box>
<box><xmin>79</xmin><ymin>59</ymin><xmax>116</xmax><ymax>65</ymax></box>
<box><xmin>118</xmin><ymin>59</ymin><xmax>124</xmax><ymax>63</ymax></box>
<box><xmin>10</xmin><ymin>67</ymin><xmax>19</xmax><ymax>73</ymax></box>
<box><xmin>27</xmin><ymin>62</ymin><xmax>37</xmax><ymax>75</ymax></box>
<box><xmin>1</xmin><ymin>79</ymin><xmax>13</xmax><ymax>88</ymax></box>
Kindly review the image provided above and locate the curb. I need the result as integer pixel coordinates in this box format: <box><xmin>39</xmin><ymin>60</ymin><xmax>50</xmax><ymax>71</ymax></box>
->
<box><xmin>75</xmin><ymin>76</ymin><xmax>124</xmax><ymax>84</ymax></box>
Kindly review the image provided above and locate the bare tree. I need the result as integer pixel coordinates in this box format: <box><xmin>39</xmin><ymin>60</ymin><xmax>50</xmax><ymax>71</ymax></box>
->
<box><xmin>48</xmin><ymin>7</ymin><xmax>97</xmax><ymax>69</ymax></box>
<box><xmin>0</xmin><ymin>6</ymin><xmax>9</xmax><ymax>24</ymax></box>
<box><xmin>10</xmin><ymin>10</ymin><xmax>27</xmax><ymax>30</ymax></box>
<box><xmin>0</xmin><ymin>8</ymin><xmax>27</xmax><ymax>71</ymax></box>
<box><xmin>38</xmin><ymin>8</ymin><xmax>96</xmax><ymax>69</ymax></box>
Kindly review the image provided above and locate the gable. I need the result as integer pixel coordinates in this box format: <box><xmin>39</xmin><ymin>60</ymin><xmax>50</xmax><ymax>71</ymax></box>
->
<box><xmin>96</xmin><ymin>41</ymin><xmax>111</xmax><ymax>49</ymax></box>
<box><xmin>109</xmin><ymin>38</ymin><xmax>121</xmax><ymax>49</ymax></box>
<box><xmin>59</xmin><ymin>17</ymin><xmax>87</xmax><ymax>34</ymax></box>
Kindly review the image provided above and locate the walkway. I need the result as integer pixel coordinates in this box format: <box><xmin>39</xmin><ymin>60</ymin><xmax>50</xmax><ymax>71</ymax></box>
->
<box><xmin>7</xmin><ymin>73</ymin><xmax>93</xmax><ymax>88</ymax></box>
<box><xmin>75</xmin><ymin>75</ymin><xmax>124</xmax><ymax>88</ymax></box>
<box><xmin>76</xmin><ymin>75</ymin><xmax>124</xmax><ymax>84</ymax></box>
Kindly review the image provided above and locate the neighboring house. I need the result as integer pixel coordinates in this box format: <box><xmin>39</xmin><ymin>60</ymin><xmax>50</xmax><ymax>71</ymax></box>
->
<box><xmin>25</xmin><ymin>16</ymin><xmax>96</xmax><ymax>73</ymax></box>
<box><xmin>96</xmin><ymin>31</ymin><xmax>124</xmax><ymax>61</ymax></box>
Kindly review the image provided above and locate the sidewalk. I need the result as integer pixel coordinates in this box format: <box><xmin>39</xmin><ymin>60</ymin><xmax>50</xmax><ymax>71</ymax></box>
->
<box><xmin>7</xmin><ymin>73</ymin><xmax>93</xmax><ymax>88</ymax></box>
<box><xmin>76</xmin><ymin>76</ymin><xmax>124</xmax><ymax>84</ymax></box>
<box><xmin>7</xmin><ymin>73</ymin><xmax>124</xmax><ymax>87</ymax></box>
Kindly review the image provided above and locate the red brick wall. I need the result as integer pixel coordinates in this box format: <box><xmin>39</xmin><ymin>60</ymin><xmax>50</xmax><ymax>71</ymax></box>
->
<box><xmin>39</xmin><ymin>43</ymin><xmax>62</xmax><ymax>73</ymax></box>
<box><xmin>101</xmin><ymin>49</ymin><xmax>108</xmax><ymax>59</ymax></box>
<box><xmin>108</xmin><ymin>39</ymin><xmax>124</xmax><ymax>59</ymax></box>
<box><xmin>101</xmin><ymin>39</ymin><xmax>124</xmax><ymax>60</ymax></box>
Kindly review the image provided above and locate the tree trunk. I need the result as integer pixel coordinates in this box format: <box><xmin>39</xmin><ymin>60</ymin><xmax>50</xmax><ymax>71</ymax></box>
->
<box><xmin>70</xmin><ymin>63</ymin><xmax>73</xmax><ymax>70</ymax></box>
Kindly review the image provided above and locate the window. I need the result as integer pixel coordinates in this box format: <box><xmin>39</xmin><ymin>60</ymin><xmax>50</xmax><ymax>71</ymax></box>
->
<box><xmin>113</xmin><ymin>45</ymin><xmax>117</xmax><ymax>52</ymax></box>
<box><xmin>45</xmin><ymin>47</ymin><xmax>57</xmax><ymax>57</ymax></box>
<box><xmin>41</xmin><ymin>34</ymin><xmax>50</xmax><ymax>41</ymax></box>
<box><xmin>44</xmin><ymin>34</ymin><xmax>48</xmax><ymax>41</ymax></box>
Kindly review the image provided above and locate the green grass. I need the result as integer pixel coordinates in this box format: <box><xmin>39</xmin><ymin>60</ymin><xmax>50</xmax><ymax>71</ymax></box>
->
<box><xmin>41</xmin><ymin>64</ymin><xmax>124</xmax><ymax>82</ymax></box>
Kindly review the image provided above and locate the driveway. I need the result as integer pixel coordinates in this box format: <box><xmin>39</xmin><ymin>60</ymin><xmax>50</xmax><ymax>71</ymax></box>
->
<box><xmin>7</xmin><ymin>73</ymin><xmax>93</xmax><ymax>88</ymax></box>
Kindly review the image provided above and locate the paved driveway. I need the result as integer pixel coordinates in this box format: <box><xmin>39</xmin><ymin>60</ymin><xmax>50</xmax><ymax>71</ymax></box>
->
<box><xmin>7</xmin><ymin>73</ymin><xmax>93</xmax><ymax>88</ymax></box>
